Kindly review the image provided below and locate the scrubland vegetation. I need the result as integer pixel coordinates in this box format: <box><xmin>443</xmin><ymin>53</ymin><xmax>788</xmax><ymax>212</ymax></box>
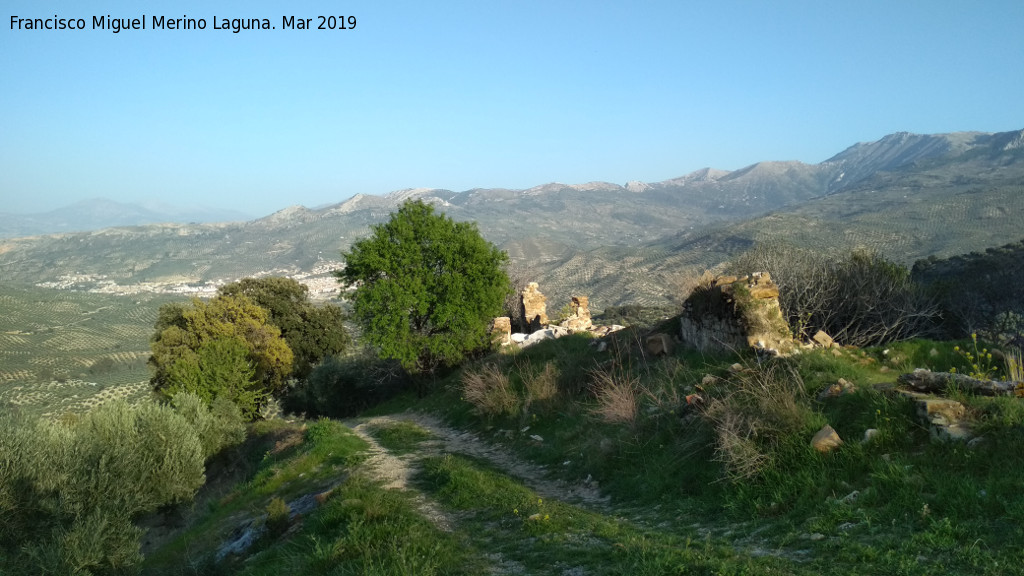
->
<box><xmin>2</xmin><ymin>200</ymin><xmax>1024</xmax><ymax>574</ymax></box>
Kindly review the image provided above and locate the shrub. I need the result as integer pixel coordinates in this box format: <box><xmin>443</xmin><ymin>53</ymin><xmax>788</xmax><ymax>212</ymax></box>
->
<box><xmin>63</xmin><ymin>401</ymin><xmax>206</xmax><ymax>517</ymax></box>
<box><xmin>284</xmin><ymin>353</ymin><xmax>410</xmax><ymax>418</ymax></box>
<box><xmin>460</xmin><ymin>363</ymin><xmax>519</xmax><ymax>418</ymax></box>
<box><xmin>0</xmin><ymin>401</ymin><xmax>206</xmax><ymax>575</ymax></box>
<box><xmin>729</xmin><ymin>242</ymin><xmax>940</xmax><ymax>346</ymax></box>
<box><xmin>171</xmin><ymin>392</ymin><xmax>247</xmax><ymax>460</ymax></box>
<box><xmin>150</xmin><ymin>294</ymin><xmax>294</xmax><ymax>417</ymax></box>
<box><xmin>219</xmin><ymin>277</ymin><xmax>351</xmax><ymax>379</ymax></box>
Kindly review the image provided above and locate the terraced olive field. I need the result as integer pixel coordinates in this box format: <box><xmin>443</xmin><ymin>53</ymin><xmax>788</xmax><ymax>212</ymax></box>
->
<box><xmin>0</xmin><ymin>285</ymin><xmax>175</xmax><ymax>417</ymax></box>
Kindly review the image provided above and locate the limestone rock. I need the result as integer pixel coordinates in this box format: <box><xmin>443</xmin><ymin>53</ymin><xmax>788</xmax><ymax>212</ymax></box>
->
<box><xmin>811</xmin><ymin>425</ymin><xmax>843</xmax><ymax>453</ymax></box>
<box><xmin>490</xmin><ymin>316</ymin><xmax>512</xmax><ymax>346</ymax></box>
<box><xmin>899</xmin><ymin>390</ymin><xmax>975</xmax><ymax>442</ymax></box>
<box><xmin>645</xmin><ymin>333</ymin><xmax>674</xmax><ymax>357</ymax></box>
<box><xmin>560</xmin><ymin>295</ymin><xmax>593</xmax><ymax>331</ymax></box>
<box><xmin>813</xmin><ymin>330</ymin><xmax>837</xmax><ymax>349</ymax></box>
<box><xmin>520</xmin><ymin>282</ymin><xmax>549</xmax><ymax>332</ymax></box>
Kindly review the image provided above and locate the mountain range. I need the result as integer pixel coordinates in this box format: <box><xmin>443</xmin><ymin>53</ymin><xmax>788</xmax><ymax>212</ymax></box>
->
<box><xmin>0</xmin><ymin>199</ymin><xmax>252</xmax><ymax>239</ymax></box>
<box><xmin>1</xmin><ymin>128</ymin><xmax>1022</xmax><ymax>308</ymax></box>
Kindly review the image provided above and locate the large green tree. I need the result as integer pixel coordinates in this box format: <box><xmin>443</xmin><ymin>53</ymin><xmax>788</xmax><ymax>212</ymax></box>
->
<box><xmin>338</xmin><ymin>200</ymin><xmax>510</xmax><ymax>374</ymax></box>
<box><xmin>219</xmin><ymin>277</ymin><xmax>350</xmax><ymax>379</ymax></box>
<box><xmin>149</xmin><ymin>293</ymin><xmax>293</xmax><ymax>416</ymax></box>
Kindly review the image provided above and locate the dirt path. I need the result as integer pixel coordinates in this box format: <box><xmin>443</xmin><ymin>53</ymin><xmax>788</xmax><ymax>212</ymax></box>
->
<box><xmin>347</xmin><ymin>413</ymin><xmax>610</xmax><ymax>510</ymax></box>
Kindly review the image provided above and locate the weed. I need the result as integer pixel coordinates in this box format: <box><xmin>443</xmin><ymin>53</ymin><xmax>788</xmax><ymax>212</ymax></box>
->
<box><xmin>951</xmin><ymin>333</ymin><xmax>1000</xmax><ymax>379</ymax></box>
<box><xmin>265</xmin><ymin>497</ymin><xmax>291</xmax><ymax>537</ymax></box>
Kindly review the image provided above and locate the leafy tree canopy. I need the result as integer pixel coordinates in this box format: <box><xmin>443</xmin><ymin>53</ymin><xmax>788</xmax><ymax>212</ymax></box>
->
<box><xmin>219</xmin><ymin>277</ymin><xmax>350</xmax><ymax>379</ymax></box>
<box><xmin>338</xmin><ymin>200</ymin><xmax>510</xmax><ymax>374</ymax></box>
<box><xmin>149</xmin><ymin>293</ymin><xmax>293</xmax><ymax>415</ymax></box>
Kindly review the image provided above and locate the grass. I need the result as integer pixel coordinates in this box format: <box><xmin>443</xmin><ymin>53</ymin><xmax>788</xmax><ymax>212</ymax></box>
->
<box><xmin>393</xmin><ymin>334</ymin><xmax>1024</xmax><ymax>575</ymax></box>
<box><xmin>365</xmin><ymin>420</ymin><xmax>433</xmax><ymax>454</ymax></box>
<box><xmin>418</xmin><ymin>453</ymin><xmax>796</xmax><ymax>575</ymax></box>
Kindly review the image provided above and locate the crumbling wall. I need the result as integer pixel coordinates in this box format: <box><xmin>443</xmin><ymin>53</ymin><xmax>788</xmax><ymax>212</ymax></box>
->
<box><xmin>560</xmin><ymin>296</ymin><xmax>593</xmax><ymax>331</ymax></box>
<box><xmin>680</xmin><ymin>272</ymin><xmax>796</xmax><ymax>355</ymax></box>
<box><xmin>521</xmin><ymin>282</ymin><xmax>549</xmax><ymax>332</ymax></box>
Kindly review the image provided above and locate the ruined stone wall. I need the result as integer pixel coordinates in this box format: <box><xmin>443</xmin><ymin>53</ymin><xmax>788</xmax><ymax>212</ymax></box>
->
<box><xmin>679</xmin><ymin>272</ymin><xmax>796</xmax><ymax>355</ymax></box>
<box><xmin>520</xmin><ymin>282</ymin><xmax>549</xmax><ymax>332</ymax></box>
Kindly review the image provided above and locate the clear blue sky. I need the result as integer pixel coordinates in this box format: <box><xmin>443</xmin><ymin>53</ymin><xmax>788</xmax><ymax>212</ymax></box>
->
<box><xmin>2</xmin><ymin>1</ymin><xmax>1022</xmax><ymax>217</ymax></box>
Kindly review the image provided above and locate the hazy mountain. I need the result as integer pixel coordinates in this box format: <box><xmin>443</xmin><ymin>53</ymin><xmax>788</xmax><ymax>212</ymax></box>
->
<box><xmin>0</xmin><ymin>198</ymin><xmax>252</xmax><ymax>239</ymax></box>
<box><xmin>1</xmin><ymin>128</ymin><xmax>1022</xmax><ymax>308</ymax></box>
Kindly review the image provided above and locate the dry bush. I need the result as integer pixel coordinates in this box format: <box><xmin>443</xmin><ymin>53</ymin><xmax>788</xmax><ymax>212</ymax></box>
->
<box><xmin>521</xmin><ymin>361</ymin><xmax>560</xmax><ymax>413</ymax></box>
<box><xmin>460</xmin><ymin>363</ymin><xmax>519</xmax><ymax>418</ymax></box>
<box><xmin>590</xmin><ymin>364</ymin><xmax>640</xmax><ymax>426</ymax></box>
<box><xmin>729</xmin><ymin>242</ymin><xmax>940</xmax><ymax>346</ymax></box>
<box><xmin>701</xmin><ymin>361</ymin><xmax>818</xmax><ymax>482</ymax></box>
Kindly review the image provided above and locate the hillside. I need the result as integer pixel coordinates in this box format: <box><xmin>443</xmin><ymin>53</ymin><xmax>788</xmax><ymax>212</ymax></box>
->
<box><xmin>1</xmin><ymin>128</ymin><xmax>1022</xmax><ymax>307</ymax></box>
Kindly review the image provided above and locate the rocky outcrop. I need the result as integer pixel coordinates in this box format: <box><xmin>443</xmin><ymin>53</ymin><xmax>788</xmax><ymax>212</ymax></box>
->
<box><xmin>679</xmin><ymin>272</ymin><xmax>797</xmax><ymax>356</ymax></box>
<box><xmin>521</xmin><ymin>282</ymin><xmax>549</xmax><ymax>332</ymax></box>
<box><xmin>560</xmin><ymin>296</ymin><xmax>593</xmax><ymax>331</ymax></box>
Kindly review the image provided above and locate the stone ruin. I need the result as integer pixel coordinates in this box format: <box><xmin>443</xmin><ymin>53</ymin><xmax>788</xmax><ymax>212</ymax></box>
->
<box><xmin>520</xmin><ymin>282</ymin><xmax>549</xmax><ymax>332</ymax></box>
<box><xmin>560</xmin><ymin>296</ymin><xmax>593</xmax><ymax>331</ymax></box>
<box><xmin>679</xmin><ymin>272</ymin><xmax>797</xmax><ymax>356</ymax></box>
<box><xmin>491</xmin><ymin>283</ymin><xmax>623</xmax><ymax>348</ymax></box>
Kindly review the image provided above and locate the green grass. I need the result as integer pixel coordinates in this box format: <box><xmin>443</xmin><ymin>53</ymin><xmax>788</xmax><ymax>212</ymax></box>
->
<box><xmin>409</xmin><ymin>337</ymin><xmax>1024</xmax><ymax>575</ymax></box>
<box><xmin>418</xmin><ymin>452</ymin><xmax>800</xmax><ymax>575</ymax></box>
<box><xmin>366</xmin><ymin>420</ymin><xmax>433</xmax><ymax>454</ymax></box>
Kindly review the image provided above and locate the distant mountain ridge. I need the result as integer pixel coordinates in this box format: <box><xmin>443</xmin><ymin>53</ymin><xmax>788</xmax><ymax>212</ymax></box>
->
<box><xmin>0</xmin><ymin>198</ymin><xmax>252</xmax><ymax>239</ymax></box>
<box><xmin>1</xmin><ymin>128</ymin><xmax>1022</xmax><ymax>307</ymax></box>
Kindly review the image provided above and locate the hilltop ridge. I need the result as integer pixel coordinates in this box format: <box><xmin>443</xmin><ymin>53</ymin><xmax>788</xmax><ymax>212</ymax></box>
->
<box><xmin>1</xmin><ymin>128</ymin><xmax>1022</xmax><ymax>306</ymax></box>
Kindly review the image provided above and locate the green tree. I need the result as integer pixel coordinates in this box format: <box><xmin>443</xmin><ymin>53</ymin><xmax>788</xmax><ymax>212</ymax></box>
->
<box><xmin>149</xmin><ymin>293</ymin><xmax>293</xmax><ymax>416</ymax></box>
<box><xmin>338</xmin><ymin>200</ymin><xmax>510</xmax><ymax>374</ymax></box>
<box><xmin>219</xmin><ymin>277</ymin><xmax>350</xmax><ymax>379</ymax></box>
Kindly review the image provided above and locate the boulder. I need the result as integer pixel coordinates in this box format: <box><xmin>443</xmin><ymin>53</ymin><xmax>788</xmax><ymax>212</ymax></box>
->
<box><xmin>813</xmin><ymin>330</ymin><xmax>837</xmax><ymax>349</ymax></box>
<box><xmin>811</xmin><ymin>425</ymin><xmax>843</xmax><ymax>453</ymax></box>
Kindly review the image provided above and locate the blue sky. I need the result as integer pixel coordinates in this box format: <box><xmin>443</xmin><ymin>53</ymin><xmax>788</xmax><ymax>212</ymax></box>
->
<box><xmin>2</xmin><ymin>1</ymin><xmax>1022</xmax><ymax>217</ymax></box>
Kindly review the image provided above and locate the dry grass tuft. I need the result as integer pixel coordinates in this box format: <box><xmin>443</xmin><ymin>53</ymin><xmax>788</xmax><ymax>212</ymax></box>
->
<box><xmin>701</xmin><ymin>361</ymin><xmax>817</xmax><ymax>482</ymax></box>
<box><xmin>590</xmin><ymin>365</ymin><xmax>640</xmax><ymax>426</ymax></box>
<box><xmin>522</xmin><ymin>361</ymin><xmax>560</xmax><ymax>413</ymax></box>
<box><xmin>1006</xmin><ymin>347</ymin><xmax>1023</xmax><ymax>382</ymax></box>
<box><xmin>460</xmin><ymin>363</ymin><xmax>519</xmax><ymax>418</ymax></box>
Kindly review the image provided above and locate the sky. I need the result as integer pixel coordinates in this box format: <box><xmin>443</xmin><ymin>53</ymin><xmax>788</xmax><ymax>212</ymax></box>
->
<box><xmin>2</xmin><ymin>1</ymin><xmax>1023</xmax><ymax>218</ymax></box>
